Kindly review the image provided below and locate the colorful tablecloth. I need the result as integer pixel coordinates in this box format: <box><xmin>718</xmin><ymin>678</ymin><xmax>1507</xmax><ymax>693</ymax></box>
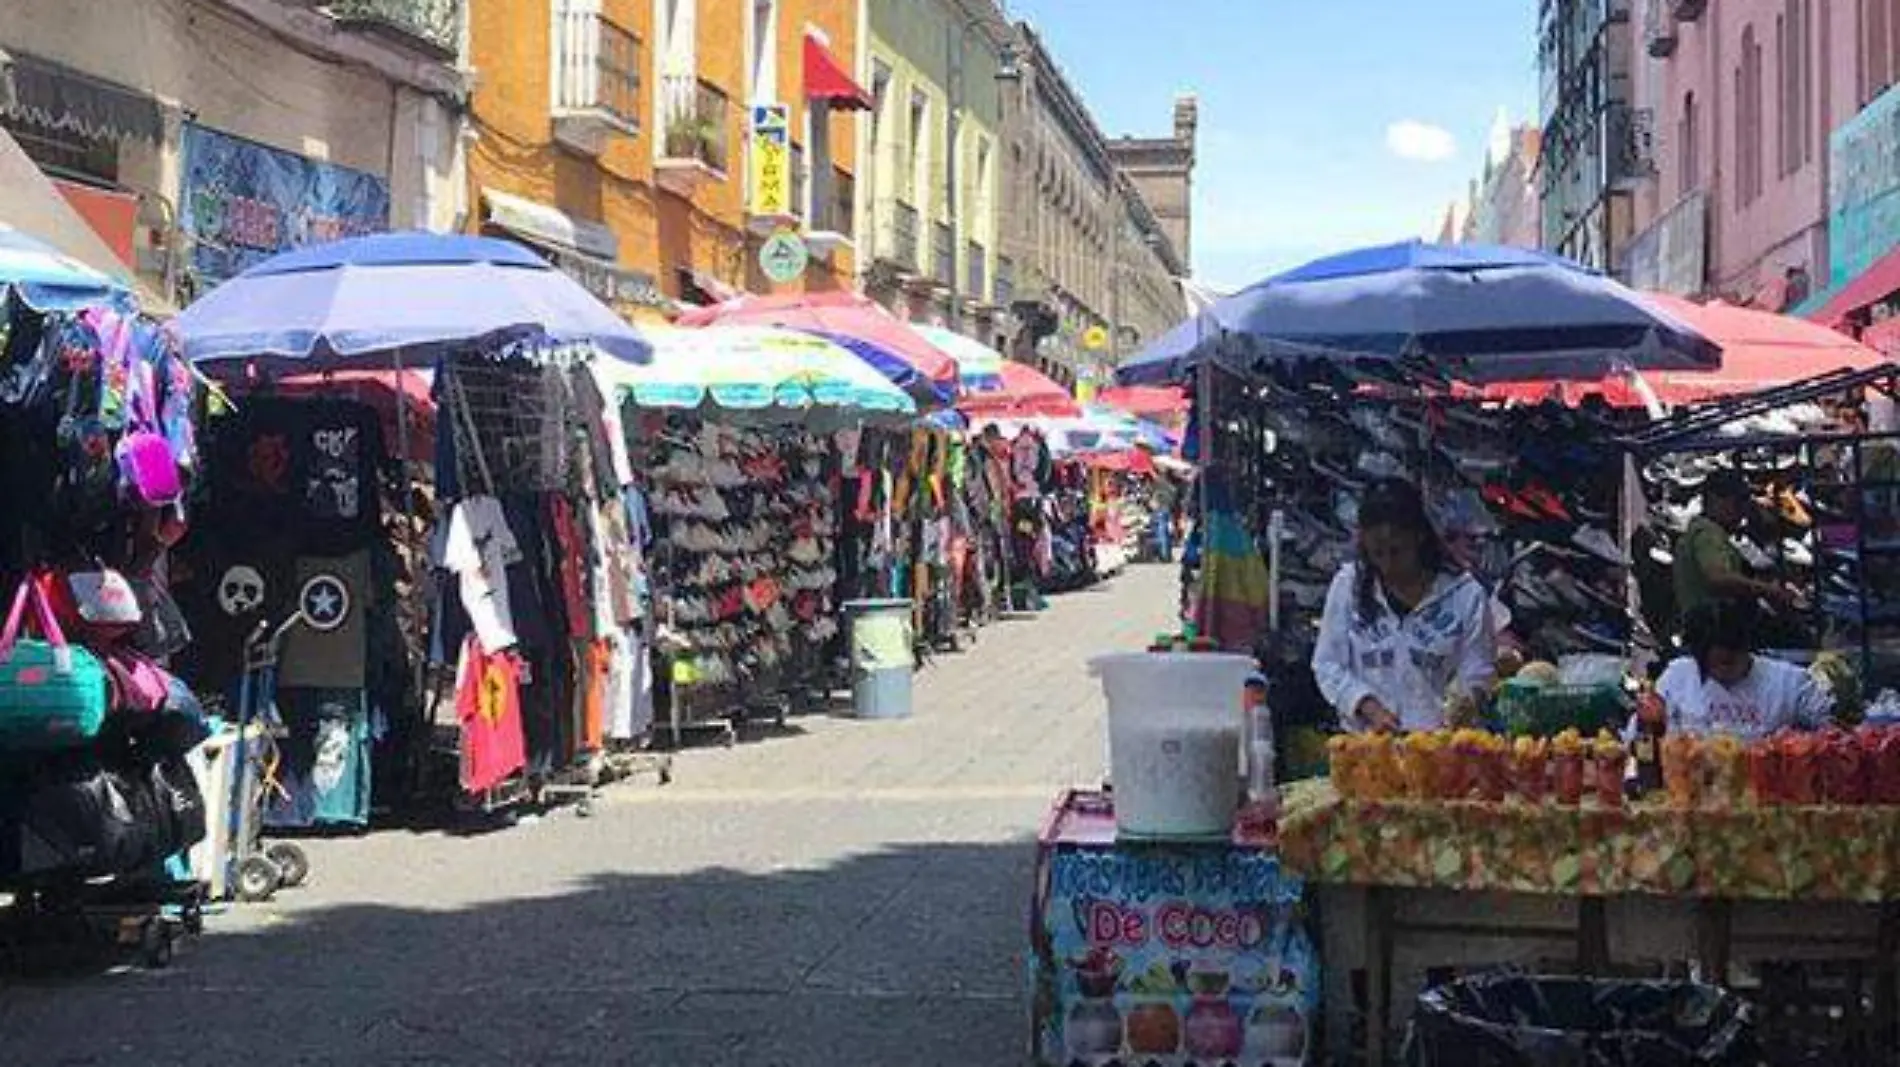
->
<box><xmin>1277</xmin><ymin>779</ymin><xmax>1900</xmax><ymax>902</ymax></box>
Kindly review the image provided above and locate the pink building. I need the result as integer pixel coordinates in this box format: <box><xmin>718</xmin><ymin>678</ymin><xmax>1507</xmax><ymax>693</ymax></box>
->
<box><xmin>1624</xmin><ymin>0</ymin><xmax>1892</xmax><ymax>307</ymax></box>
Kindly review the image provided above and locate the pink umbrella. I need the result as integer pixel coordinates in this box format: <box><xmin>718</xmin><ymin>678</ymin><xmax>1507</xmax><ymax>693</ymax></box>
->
<box><xmin>676</xmin><ymin>291</ymin><xmax>960</xmax><ymax>386</ymax></box>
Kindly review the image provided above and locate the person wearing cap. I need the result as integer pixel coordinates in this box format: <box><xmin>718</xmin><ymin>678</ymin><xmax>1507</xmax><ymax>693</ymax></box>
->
<box><xmin>1672</xmin><ymin>469</ymin><xmax>1795</xmax><ymax>625</ymax></box>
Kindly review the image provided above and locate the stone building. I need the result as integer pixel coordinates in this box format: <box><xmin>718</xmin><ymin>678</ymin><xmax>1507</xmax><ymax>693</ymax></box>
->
<box><xmin>997</xmin><ymin>24</ymin><xmax>1189</xmax><ymax>390</ymax></box>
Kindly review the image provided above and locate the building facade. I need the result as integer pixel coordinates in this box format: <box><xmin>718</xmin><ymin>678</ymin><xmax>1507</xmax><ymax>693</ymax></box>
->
<box><xmin>1537</xmin><ymin>0</ymin><xmax>1646</xmax><ymax>272</ymax></box>
<box><xmin>855</xmin><ymin>0</ymin><xmax>1011</xmax><ymax>346</ymax></box>
<box><xmin>1108</xmin><ymin>97</ymin><xmax>1197</xmax><ymax>269</ymax></box>
<box><xmin>466</xmin><ymin>0</ymin><xmax>864</xmax><ymax>320</ymax></box>
<box><xmin>998</xmin><ymin>24</ymin><xmax>1188</xmax><ymax>390</ymax></box>
<box><xmin>1469</xmin><ymin>112</ymin><xmax>1543</xmax><ymax>249</ymax></box>
<box><xmin>0</xmin><ymin>0</ymin><xmax>468</xmax><ymax>305</ymax></box>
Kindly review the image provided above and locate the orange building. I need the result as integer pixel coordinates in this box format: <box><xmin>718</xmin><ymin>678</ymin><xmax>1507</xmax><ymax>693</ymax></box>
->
<box><xmin>466</xmin><ymin>0</ymin><xmax>866</xmax><ymax>322</ymax></box>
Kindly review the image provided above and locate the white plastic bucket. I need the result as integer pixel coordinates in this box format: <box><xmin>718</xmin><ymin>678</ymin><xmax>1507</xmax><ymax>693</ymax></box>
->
<box><xmin>1089</xmin><ymin>652</ymin><xmax>1254</xmax><ymax>839</ymax></box>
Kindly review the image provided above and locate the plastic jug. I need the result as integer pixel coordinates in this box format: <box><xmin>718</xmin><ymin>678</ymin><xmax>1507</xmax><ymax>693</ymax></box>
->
<box><xmin>1090</xmin><ymin>652</ymin><xmax>1253</xmax><ymax>838</ymax></box>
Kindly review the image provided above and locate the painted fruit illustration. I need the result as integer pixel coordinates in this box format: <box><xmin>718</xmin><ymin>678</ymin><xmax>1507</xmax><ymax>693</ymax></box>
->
<box><xmin>1125</xmin><ymin>1001</ymin><xmax>1181</xmax><ymax>1054</ymax></box>
<box><xmin>1066</xmin><ymin>997</ymin><xmax>1123</xmax><ymax>1058</ymax></box>
<box><xmin>1183</xmin><ymin>994</ymin><xmax>1242</xmax><ymax>1058</ymax></box>
<box><xmin>1246</xmin><ymin>1002</ymin><xmax>1307</xmax><ymax>1061</ymax></box>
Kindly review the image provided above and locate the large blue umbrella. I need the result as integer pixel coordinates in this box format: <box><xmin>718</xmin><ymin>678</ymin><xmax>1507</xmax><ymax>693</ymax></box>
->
<box><xmin>175</xmin><ymin>232</ymin><xmax>650</xmax><ymax>365</ymax></box>
<box><xmin>1118</xmin><ymin>239</ymin><xmax>1720</xmax><ymax>386</ymax></box>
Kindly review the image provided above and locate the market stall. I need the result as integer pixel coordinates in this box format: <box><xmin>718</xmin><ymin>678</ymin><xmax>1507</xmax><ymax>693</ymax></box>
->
<box><xmin>596</xmin><ymin>325</ymin><xmax>915</xmax><ymax>744</ymax></box>
<box><xmin>174</xmin><ymin>233</ymin><xmax>658</xmax><ymax>816</ymax></box>
<box><xmin>0</xmin><ymin>246</ymin><xmax>211</xmax><ymax>963</ymax></box>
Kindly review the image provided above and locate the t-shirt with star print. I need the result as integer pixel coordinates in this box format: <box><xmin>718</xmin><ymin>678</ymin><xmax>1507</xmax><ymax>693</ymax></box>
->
<box><xmin>278</xmin><ymin>551</ymin><xmax>371</xmax><ymax>689</ymax></box>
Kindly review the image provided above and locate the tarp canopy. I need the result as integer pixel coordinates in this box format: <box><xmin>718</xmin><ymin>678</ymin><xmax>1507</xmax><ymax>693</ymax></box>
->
<box><xmin>1484</xmin><ymin>293</ymin><xmax>1889</xmax><ymax>407</ymax></box>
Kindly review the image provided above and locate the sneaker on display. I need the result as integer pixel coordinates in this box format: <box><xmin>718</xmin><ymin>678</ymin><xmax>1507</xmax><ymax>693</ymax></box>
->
<box><xmin>1570</xmin><ymin>526</ymin><xmax>1631</xmax><ymax>567</ymax></box>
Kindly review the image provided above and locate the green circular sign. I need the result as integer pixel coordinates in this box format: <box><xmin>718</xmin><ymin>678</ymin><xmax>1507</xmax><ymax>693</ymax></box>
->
<box><xmin>760</xmin><ymin>230</ymin><xmax>810</xmax><ymax>284</ymax></box>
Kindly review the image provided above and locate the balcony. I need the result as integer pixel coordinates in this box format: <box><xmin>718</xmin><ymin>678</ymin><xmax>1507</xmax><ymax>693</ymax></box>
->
<box><xmin>890</xmin><ymin>200</ymin><xmax>919</xmax><ymax>272</ymax></box>
<box><xmin>995</xmin><ymin>256</ymin><xmax>1015</xmax><ymax>307</ymax></box>
<box><xmin>327</xmin><ymin>0</ymin><xmax>462</xmax><ymax>60</ymax></box>
<box><xmin>965</xmin><ymin>241</ymin><xmax>987</xmax><ymax>306</ymax></box>
<box><xmin>931</xmin><ymin>221</ymin><xmax>955</xmax><ymax>290</ymax></box>
<box><xmin>552</xmin><ymin>10</ymin><xmax>640</xmax><ymax>155</ymax></box>
<box><xmin>806</xmin><ymin>167</ymin><xmax>854</xmax><ymax>255</ymax></box>
<box><xmin>656</xmin><ymin>74</ymin><xmax>729</xmax><ymax>196</ymax></box>
<box><xmin>1607</xmin><ymin>102</ymin><xmax>1657</xmax><ymax>191</ymax></box>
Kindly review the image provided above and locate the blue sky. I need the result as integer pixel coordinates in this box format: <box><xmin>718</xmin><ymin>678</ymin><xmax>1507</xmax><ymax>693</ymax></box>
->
<box><xmin>1005</xmin><ymin>0</ymin><xmax>1538</xmax><ymax>291</ymax></box>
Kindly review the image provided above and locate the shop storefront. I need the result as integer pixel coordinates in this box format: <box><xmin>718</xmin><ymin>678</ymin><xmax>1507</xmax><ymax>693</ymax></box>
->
<box><xmin>480</xmin><ymin>188</ymin><xmax>675</xmax><ymax>323</ymax></box>
<box><xmin>177</xmin><ymin>123</ymin><xmax>391</xmax><ymax>299</ymax></box>
<box><xmin>1621</xmin><ymin>189</ymin><xmax>1708</xmax><ymax>298</ymax></box>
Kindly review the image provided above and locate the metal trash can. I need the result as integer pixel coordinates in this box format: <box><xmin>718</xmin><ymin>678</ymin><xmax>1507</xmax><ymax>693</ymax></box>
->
<box><xmin>843</xmin><ymin>598</ymin><xmax>914</xmax><ymax>720</ymax></box>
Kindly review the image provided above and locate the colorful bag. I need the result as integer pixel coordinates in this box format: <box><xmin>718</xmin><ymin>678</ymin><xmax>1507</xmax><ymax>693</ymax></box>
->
<box><xmin>0</xmin><ymin>575</ymin><xmax>110</xmax><ymax>750</ymax></box>
<box><xmin>115</xmin><ymin>356</ymin><xmax>182</xmax><ymax>506</ymax></box>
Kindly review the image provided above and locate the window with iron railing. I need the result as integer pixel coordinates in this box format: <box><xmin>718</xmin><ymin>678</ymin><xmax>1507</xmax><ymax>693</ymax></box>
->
<box><xmin>660</xmin><ymin>74</ymin><xmax>731</xmax><ymax>172</ymax></box>
<box><xmin>815</xmin><ymin>167</ymin><xmax>853</xmax><ymax>235</ymax></box>
<box><xmin>932</xmin><ymin>221</ymin><xmax>954</xmax><ymax>287</ymax></box>
<box><xmin>995</xmin><ymin>256</ymin><xmax>1015</xmax><ymax>306</ymax></box>
<box><xmin>893</xmin><ymin>200</ymin><xmax>919</xmax><ymax>267</ymax></box>
<box><xmin>966</xmin><ymin>241</ymin><xmax>986</xmax><ymax>301</ymax></box>
<box><xmin>554</xmin><ymin>9</ymin><xmax>641</xmax><ymax>128</ymax></box>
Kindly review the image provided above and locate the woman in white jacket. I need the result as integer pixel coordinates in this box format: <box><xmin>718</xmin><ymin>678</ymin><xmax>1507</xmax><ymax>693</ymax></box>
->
<box><xmin>1312</xmin><ymin>478</ymin><xmax>1497</xmax><ymax>733</ymax></box>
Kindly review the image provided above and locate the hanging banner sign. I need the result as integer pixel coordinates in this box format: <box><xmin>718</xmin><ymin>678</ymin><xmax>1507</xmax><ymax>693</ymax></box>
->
<box><xmin>178</xmin><ymin>122</ymin><xmax>390</xmax><ymax>291</ymax></box>
<box><xmin>1830</xmin><ymin>83</ymin><xmax>1900</xmax><ymax>289</ymax></box>
<box><xmin>749</xmin><ymin>104</ymin><xmax>793</xmax><ymax>218</ymax></box>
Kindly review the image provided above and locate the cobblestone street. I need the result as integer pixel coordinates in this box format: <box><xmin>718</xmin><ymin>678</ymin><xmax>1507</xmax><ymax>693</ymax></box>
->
<box><xmin>0</xmin><ymin>565</ymin><xmax>1176</xmax><ymax>1067</ymax></box>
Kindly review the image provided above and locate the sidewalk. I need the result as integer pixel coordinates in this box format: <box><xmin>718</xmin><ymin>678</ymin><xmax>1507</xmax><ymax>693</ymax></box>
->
<box><xmin>0</xmin><ymin>564</ymin><xmax>1180</xmax><ymax>1067</ymax></box>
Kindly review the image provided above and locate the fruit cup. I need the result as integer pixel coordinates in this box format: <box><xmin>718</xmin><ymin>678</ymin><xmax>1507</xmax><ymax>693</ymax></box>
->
<box><xmin>1778</xmin><ymin>733</ymin><xmax>1822</xmax><ymax>805</ymax></box>
<box><xmin>1511</xmin><ymin>737</ymin><xmax>1549</xmax><ymax>804</ymax></box>
<box><xmin>1592</xmin><ymin>734</ymin><xmax>1627</xmax><ymax>808</ymax></box>
<box><xmin>1746</xmin><ymin>742</ymin><xmax>1782</xmax><ymax>806</ymax></box>
<box><xmin>1705</xmin><ymin>735</ymin><xmax>1748</xmax><ymax>809</ymax></box>
<box><xmin>1661</xmin><ymin>735</ymin><xmax>1702</xmax><ymax>809</ymax></box>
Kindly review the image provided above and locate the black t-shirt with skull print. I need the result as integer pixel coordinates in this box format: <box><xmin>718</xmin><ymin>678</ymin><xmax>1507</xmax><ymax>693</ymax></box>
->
<box><xmin>204</xmin><ymin>396</ymin><xmax>385</xmax><ymax>556</ymax></box>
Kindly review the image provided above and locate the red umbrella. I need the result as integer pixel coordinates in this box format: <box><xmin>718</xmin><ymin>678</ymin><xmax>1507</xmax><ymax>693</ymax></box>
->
<box><xmin>1095</xmin><ymin>385</ymin><xmax>1189</xmax><ymax>420</ymax></box>
<box><xmin>1483</xmin><ymin>293</ymin><xmax>1890</xmax><ymax>407</ymax></box>
<box><xmin>675</xmin><ymin>291</ymin><xmax>960</xmax><ymax>386</ymax></box>
<box><xmin>1082</xmin><ymin>449</ymin><xmax>1157</xmax><ymax>475</ymax></box>
<box><xmin>959</xmin><ymin>360</ymin><xmax>1082</xmax><ymax>418</ymax></box>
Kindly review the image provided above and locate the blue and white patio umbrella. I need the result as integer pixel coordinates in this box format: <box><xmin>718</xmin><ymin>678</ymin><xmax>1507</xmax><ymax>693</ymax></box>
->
<box><xmin>595</xmin><ymin>325</ymin><xmax>916</xmax><ymax>422</ymax></box>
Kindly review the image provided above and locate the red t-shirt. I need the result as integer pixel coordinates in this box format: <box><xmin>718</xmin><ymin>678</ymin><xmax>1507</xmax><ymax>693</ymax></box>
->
<box><xmin>457</xmin><ymin>637</ymin><xmax>526</xmax><ymax>793</ymax></box>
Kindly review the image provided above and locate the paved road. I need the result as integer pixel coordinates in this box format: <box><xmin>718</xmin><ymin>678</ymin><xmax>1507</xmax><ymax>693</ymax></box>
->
<box><xmin>0</xmin><ymin>564</ymin><xmax>1177</xmax><ymax>1066</ymax></box>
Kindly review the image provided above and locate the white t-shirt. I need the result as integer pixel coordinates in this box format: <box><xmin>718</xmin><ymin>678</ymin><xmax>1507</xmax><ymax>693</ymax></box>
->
<box><xmin>442</xmin><ymin>495</ymin><xmax>522</xmax><ymax>653</ymax></box>
<box><xmin>1312</xmin><ymin>563</ymin><xmax>1498</xmax><ymax>733</ymax></box>
<box><xmin>1655</xmin><ymin>655</ymin><xmax>1833</xmax><ymax>739</ymax></box>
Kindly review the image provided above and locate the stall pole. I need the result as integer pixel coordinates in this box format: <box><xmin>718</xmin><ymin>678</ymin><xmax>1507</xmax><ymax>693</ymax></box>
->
<box><xmin>1267</xmin><ymin>507</ymin><xmax>1284</xmax><ymax>633</ymax></box>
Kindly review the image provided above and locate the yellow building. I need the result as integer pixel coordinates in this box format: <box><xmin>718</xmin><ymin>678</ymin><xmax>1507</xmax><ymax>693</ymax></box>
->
<box><xmin>466</xmin><ymin>0</ymin><xmax>865</xmax><ymax>320</ymax></box>
<box><xmin>857</xmin><ymin>0</ymin><xmax>1012</xmax><ymax>348</ymax></box>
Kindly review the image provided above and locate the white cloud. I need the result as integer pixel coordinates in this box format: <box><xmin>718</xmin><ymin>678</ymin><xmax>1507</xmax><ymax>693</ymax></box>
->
<box><xmin>1385</xmin><ymin>120</ymin><xmax>1458</xmax><ymax>163</ymax></box>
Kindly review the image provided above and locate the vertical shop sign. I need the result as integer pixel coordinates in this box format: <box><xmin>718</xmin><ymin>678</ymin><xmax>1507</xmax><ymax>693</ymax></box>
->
<box><xmin>178</xmin><ymin>123</ymin><xmax>390</xmax><ymax>291</ymax></box>
<box><xmin>750</xmin><ymin>104</ymin><xmax>793</xmax><ymax>217</ymax></box>
<box><xmin>1830</xmin><ymin>84</ymin><xmax>1900</xmax><ymax>288</ymax></box>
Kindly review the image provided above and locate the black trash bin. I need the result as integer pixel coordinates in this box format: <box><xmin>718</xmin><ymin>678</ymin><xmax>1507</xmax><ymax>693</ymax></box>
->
<box><xmin>1404</xmin><ymin>974</ymin><xmax>1761</xmax><ymax>1067</ymax></box>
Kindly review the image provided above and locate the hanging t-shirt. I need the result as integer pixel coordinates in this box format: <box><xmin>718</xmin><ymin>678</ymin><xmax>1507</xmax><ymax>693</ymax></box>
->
<box><xmin>548</xmin><ymin>495</ymin><xmax>591</xmax><ymax>641</ymax></box>
<box><xmin>264</xmin><ymin>687</ymin><xmax>371</xmax><ymax>828</ymax></box>
<box><xmin>278</xmin><ymin>551</ymin><xmax>372</xmax><ymax>689</ymax></box>
<box><xmin>299</xmin><ymin>401</ymin><xmax>383</xmax><ymax>553</ymax></box>
<box><xmin>1655</xmin><ymin>655</ymin><xmax>1834</xmax><ymax>739</ymax></box>
<box><xmin>455</xmin><ymin>637</ymin><xmax>527</xmax><ymax>793</ymax></box>
<box><xmin>442</xmin><ymin>495</ymin><xmax>522</xmax><ymax>652</ymax></box>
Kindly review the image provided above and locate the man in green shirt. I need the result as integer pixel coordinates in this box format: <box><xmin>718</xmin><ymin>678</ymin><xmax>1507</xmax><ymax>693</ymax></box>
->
<box><xmin>1673</xmin><ymin>470</ymin><xmax>1793</xmax><ymax>626</ymax></box>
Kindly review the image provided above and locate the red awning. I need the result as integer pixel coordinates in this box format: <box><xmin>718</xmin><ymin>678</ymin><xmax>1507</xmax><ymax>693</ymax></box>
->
<box><xmin>959</xmin><ymin>360</ymin><xmax>1083</xmax><ymax>419</ymax></box>
<box><xmin>803</xmin><ymin>34</ymin><xmax>872</xmax><ymax>110</ymax></box>
<box><xmin>1810</xmin><ymin>246</ymin><xmax>1900</xmax><ymax>328</ymax></box>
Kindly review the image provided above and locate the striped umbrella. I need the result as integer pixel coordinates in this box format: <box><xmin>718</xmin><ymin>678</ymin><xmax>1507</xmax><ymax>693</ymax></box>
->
<box><xmin>911</xmin><ymin>324</ymin><xmax>1006</xmax><ymax>390</ymax></box>
<box><xmin>596</xmin><ymin>325</ymin><xmax>915</xmax><ymax>422</ymax></box>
